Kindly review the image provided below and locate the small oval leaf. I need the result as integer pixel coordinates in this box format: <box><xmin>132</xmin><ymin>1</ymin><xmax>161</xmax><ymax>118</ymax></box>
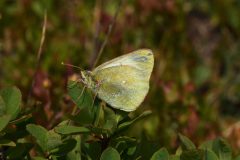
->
<box><xmin>203</xmin><ymin>149</ymin><xmax>218</xmax><ymax>160</ymax></box>
<box><xmin>67</xmin><ymin>81</ymin><xmax>93</xmax><ymax>109</ymax></box>
<box><xmin>180</xmin><ymin>149</ymin><xmax>203</xmax><ymax>160</ymax></box>
<box><xmin>26</xmin><ymin>124</ymin><xmax>48</xmax><ymax>151</ymax></box>
<box><xmin>178</xmin><ymin>134</ymin><xmax>196</xmax><ymax>150</ymax></box>
<box><xmin>54</xmin><ymin>125</ymin><xmax>90</xmax><ymax>135</ymax></box>
<box><xmin>0</xmin><ymin>96</ymin><xmax>6</xmax><ymax>116</ymax></box>
<box><xmin>117</xmin><ymin>110</ymin><xmax>152</xmax><ymax>131</ymax></box>
<box><xmin>100</xmin><ymin>147</ymin><xmax>120</xmax><ymax>160</ymax></box>
<box><xmin>0</xmin><ymin>86</ymin><xmax>21</xmax><ymax>119</ymax></box>
<box><xmin>212</xmin><ymin>138</ymin><xmax>232</xmax><ymax>160</ymax></box>
<box><xmin>0</xmin><ymin>114</ymin><xmax>11</xmax><ymax>132</ymax></box>
<box><xmin>150</xmin><ymin>148</ymin><xmax>169</xmax><ymax>160</ymax></box>
<box><xmin>0</xmin><ymin>139</ymin><xmax>16</xmax><ymax>147</ymax></box>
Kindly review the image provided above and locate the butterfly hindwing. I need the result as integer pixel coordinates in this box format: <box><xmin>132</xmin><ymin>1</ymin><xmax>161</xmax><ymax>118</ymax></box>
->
<box><xmin>92</xmin><ymin>66</ymin><xmax>148</xmax><ymax>111</ymax></box>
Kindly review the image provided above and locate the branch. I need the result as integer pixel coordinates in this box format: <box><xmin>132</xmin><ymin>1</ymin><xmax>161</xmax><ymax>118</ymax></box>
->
<box><xmin>27</xmin><ymin>11</ymin><xmax>47</xmax><ymax>104</ymax></box>
<box><xmin>92</xmin><ymin>0</ymin><xmax>123</xmax><ymax>69</ymax></box>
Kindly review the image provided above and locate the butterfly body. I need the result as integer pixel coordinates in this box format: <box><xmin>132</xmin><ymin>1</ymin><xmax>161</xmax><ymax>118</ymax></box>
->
<box><xmin>81</xmin><ymin>49</ymin><xmax>154</xmax><ymax>112</ymax></box>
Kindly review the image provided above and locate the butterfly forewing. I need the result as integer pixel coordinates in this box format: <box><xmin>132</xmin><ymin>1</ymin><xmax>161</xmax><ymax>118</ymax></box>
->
<box><xmin>91</xmin><ymin>49</ymin><xmax>154</xmax><ymax>111</ymax></box>
<box><xmin>93</xmin><ymin>49</ymin><xmax>153</xmax><ymax>77</ymax></box>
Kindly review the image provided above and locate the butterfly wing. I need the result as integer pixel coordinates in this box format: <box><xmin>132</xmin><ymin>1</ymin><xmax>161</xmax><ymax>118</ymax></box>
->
<box><xmin>93</xmin><ymin>49</ymin><xmax>153</xmax><ymax>77</ymax></box>
<box><xmin>91</xmin><ymin>49</ymin><xmax>154</xmax><ymax>111</ymax></box>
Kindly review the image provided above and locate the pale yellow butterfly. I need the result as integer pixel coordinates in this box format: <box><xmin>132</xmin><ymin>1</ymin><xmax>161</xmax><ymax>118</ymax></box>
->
<box><xmin>80</xmin><ymin>49</ymin><xmax>154</xmax><ymax>112</ymax></box>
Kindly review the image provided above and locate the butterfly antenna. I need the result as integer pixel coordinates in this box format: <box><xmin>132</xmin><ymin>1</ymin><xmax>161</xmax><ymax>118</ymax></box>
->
<box><xmin>61</xmin><ymin>62</ymin><xmax>83</xmax><ymax>71</ymax></box>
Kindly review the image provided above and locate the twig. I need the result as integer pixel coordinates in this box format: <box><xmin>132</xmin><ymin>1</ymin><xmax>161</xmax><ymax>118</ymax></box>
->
<box><xmin>92</xmin><ymin>0</ymin><xmax>123</xmax><ymax>69</ymax></box>
<box><xmin>90</xmin><ymin>0</ymin><xmax>102</xmax><ymax>67</ymax></box>
<box><xmin>37</xmin><ymin>12</ymin><xmax>47</xmax><ymax>62</ymax></box>
<box><xmin>27</xmin><ymin>11</ymin><xmax>47</xmax><ymax>104</ymax></box>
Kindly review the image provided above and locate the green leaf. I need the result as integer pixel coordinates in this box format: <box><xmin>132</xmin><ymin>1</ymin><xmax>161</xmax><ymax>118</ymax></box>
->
<box><xmin>114</xmin><ymin>110</ymin><xmax>129</xmax><ymax>124</ymax></box>
<box><xmin>133</xmin><ymin>134</ymin><xmax>161</xmax><ymax>160</ymax></box>
<box><xmin>170</xmin><ymin>155</ymin><xmax>180</xmax><ymax>160</ymax></box>
<box><xmin>100</xmin><ymin>147</ymin><xmax>121</xmax><ymax>160</ymax></box>
<box><xmin>234</xmin><ymin>155</ymin><xmax>240</xmax><ymax>160</ymax></box>
<box><xmin>33</xmin><ymin>157</ymin><xmax>48</xmax><ymax>160</ymax></box>
<box><xmin>0</xmin><ymin>86</ymin><xmax>21</xmax><ymax>119</ymax></box>
<box><xmin>50</xmin><ymin>138</ymin><xmax>77</xmax><ymax>156</ymax></box>
<box><xmin>126</xmin><ymin>146</ymin><xmax>137</xmax><ymax>156</ymax></box>
<box><xmin>93</xmin><ymin>99</ymin><xmax>103</xmax><ymax>126</ymax></box>
<box><xmin>46</xmin><ymin>130</ymin><xmax>62</xmax><ymax>151</ymax></box>
<box><xmin>0</xmin><ymin>114</ymin><xmax>11</xmax><ymax>132</ymax></box>
<box><xmin>5</xmin><ymin>143</ymin><xmax>33</xmax><ymax>159</ymax></box>
<box><xmin>178</xmin><ymin>134</ymin><xmax>196</xmax><ymax>150</ymax></box>
<box><xmin>0</xmin><ymin>95</ymin><xmax>6</xmax><ymax>116</ymax></box>
<box><xmin>199</xmin><ymin>140</ymin><xmax>213</xmax><ymax>150</ymax></box>
<box><xmin>82</xmin><ymin>141</ymin><xmax>101</xmax><ymax>160</ymax></box>
<box><xmin>9</xmin><ymin>113</ymin><xmax>32</xmax><ymax>125</ymax></box>
<box><xmin>117</xmin><ymin>110</ymin><xmax>152</xmax><ymax>132</ymax></box>
<box><xmin>27</xmin><ymin>124</ymin><xmax>62</xmax><ymax>152</ymax></box>
<box><xmin>26</xmin><ymin>124</ymin><xmax>48</xmax><ymax>151</ymax></box>
<box><xmin>67</xmin><ymin>80</ymin><xmax>93</xmax><ymax>109</ymax></box>
<box><xmin>150</xmin><ymin>148</ymin><xmax>169</xmax><ymax>160</ymax></box>
<box><xmin>111</xmin><ymin>136</ymin><xmax>137</xmax><ymax>147</ymax></box>
<box><xmin>69</xmin><ymin>107</ymin><xmax>95</xmax><ymax>125</ymax></box>
<box><xmin>102</xmin><ymin>106</ymin><xmax>118</xmax><ymax>131</ymax></box>
<box><xmin>175</xmin><ymin>147</ymin><xmax>182</xmax><ymax>156</ymax></box>
<box><xmin>180</xmin><ymin>149</ymin><xmax>204</xmax><ymax>160</ymax></box>
<box><xmin>212</xmin><ymin>138</ymin><xmax>232</xmax><ymax>160</ymax></box>
<box><xmin>203</xmin><ymin>149</ymin><xmax>218</xmax><ymax>160</ymax></box>
<box><xmin>110</xmin><ymin>136</ymin><xmax>137</xmax><ymax>155</ymax></box>
<box><xmin>54</xmin><ymin>125</ymin><xmax>90</xmax><ymax>135</ymax></box>
<box><xmin>0</xmin><ymin>139</ymin><xmax>16</xmax><ymax>147</ymax></box>
<box><xmin>66</xmin><ymin>135</ymin><xmax>81</xmax><ymax>160</ymax></box>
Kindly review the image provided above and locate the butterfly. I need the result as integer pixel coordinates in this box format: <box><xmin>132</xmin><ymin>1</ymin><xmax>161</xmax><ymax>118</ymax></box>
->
<box><xmin>79</xmin><ymin>49</ymin><xmax>154</xmax><ymax>112</ymax></box>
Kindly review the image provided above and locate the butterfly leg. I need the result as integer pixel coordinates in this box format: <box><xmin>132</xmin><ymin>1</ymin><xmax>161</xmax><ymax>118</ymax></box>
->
<box><xmin>76</xmin><ymin>85</ymin><xmax>86</xmax><ymax>102</ymax></box>
<box><xmin>91</xmin><ymin>81</ymin><xmax>102</xmax><ymax>110</ymax></box>
<box><xmin>69</xmin><ymin>78</ymin><xmax>87</xmax><ymax>101</ymax></box>
<box><xmin>68</xmin><ymin>80</ymin><xmax>78</xmax><ymax>89</ymax></box>
<box><xmin>67</xmin><ymin>79</ymin><xmax>87</xmax><ymax>124</ymax></box>
<box><xmin>69</xmin><ymin>79</ymin><xmax>87</xmax><ymax>116</ymax></box>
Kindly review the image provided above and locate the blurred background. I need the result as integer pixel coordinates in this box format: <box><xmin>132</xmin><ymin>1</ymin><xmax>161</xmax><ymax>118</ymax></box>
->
<box><xmin>1</xmin><ymin>0</ymin><xmax>240</xmax><ymax>154</ymax></box>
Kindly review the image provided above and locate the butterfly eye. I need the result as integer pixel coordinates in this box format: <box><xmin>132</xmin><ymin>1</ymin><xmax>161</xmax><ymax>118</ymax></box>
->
<box><xmin>86</xmin><ymin>71</ymin><xmax>92</xmax><ymax>75</ymax></box>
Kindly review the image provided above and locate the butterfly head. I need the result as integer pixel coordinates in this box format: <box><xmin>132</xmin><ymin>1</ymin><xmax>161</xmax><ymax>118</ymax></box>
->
<box><xmin>80</xmin><ymin>70</ymin><xmax>96</xmax><ymax>89</ymax></box>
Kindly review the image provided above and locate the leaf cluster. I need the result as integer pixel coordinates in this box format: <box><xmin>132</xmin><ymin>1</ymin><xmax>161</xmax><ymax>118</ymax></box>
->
<box><xmin>0</xmin><ymin>84</ymin><xmax>240</xmax><ymax>159</ymax></box>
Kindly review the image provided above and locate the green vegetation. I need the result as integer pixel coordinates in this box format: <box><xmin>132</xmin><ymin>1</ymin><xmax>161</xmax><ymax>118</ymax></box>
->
<box><xmin>0</xmin><ymin>85</ymin><xmax>240</xmax><ymax>159</ymax></box>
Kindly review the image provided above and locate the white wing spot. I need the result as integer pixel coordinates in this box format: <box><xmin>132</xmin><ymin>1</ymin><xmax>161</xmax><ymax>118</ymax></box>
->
<box><xmin>122</xmin><ymin>80</ymin><xmax>126</xmax><ymax>84</ymax></box>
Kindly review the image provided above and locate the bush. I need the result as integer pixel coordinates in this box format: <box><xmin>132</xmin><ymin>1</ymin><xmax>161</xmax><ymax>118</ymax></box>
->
<box><xmin>0</xmin><ymin>85</ymin><xmax>239</xmax><ymax>159</ymax></box>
